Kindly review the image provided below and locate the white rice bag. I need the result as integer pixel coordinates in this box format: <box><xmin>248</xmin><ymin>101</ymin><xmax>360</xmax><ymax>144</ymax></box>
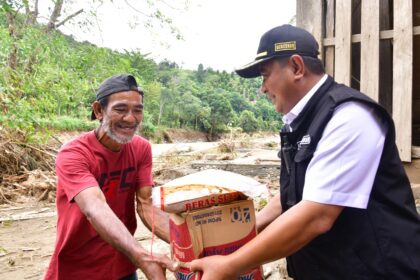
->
<box><xmin>152</xmin><ymin>169</ymin><xmax>268</xmax><ymax>213</ymax></box>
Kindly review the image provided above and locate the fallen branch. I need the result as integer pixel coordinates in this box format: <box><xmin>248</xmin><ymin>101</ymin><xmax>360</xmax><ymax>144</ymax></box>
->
<box><xmin>13</xmin><ymin>142</ymin><xmax>56</xmax><ymax>158</ymax></box>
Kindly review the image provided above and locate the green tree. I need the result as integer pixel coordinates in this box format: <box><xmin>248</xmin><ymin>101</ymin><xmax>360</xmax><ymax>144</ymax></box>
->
<box><xmin>196</xmin><ymin>63</ymin><xmax>205</xmax><ymax>83</ymax></box>
<box><xmin>206</xmin><ymin>91</ymin><xmax>236</xmax><ymax>133</ymax></box>
<box><xmin>226</xmin><ymin>91</ymin><xmax>252</xmax><ymax>114</ymax></box>
<box><xmin>0</xmin><ymin>1</ymin><xmax>284</xmax><ymax>141</ymax></box>
<box><xmin>178</xmin><ymin>92</ymin><xmax>202</xmax><ymax>129</ymax></box>
<box><xmin>143</xmin><ymin>81</ymin><xmax>162</xmax><ymax>124</ymax></box>
<box><xmin>238</xmin><ymin>110</ymin><xmax>259</xmax><ymax>133</ymax></box>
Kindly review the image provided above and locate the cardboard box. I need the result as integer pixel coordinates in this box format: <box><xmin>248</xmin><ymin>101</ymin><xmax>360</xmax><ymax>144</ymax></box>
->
<box><xmin>170</xmin><ymin>199</ymin><xmax>263</xmax><ymax>280</ymax></box>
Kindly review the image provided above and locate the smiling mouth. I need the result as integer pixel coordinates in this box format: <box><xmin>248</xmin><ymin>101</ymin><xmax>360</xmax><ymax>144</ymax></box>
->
<box><xmin>117</xmin><ymin>123</ymin><xmax>139</xmax><ymax>132</ymax></box>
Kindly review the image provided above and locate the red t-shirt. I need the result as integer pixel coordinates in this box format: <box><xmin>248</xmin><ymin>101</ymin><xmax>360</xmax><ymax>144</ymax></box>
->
<box><xmin>45</xmin><ymin>131</ymin><xmax>153</xmax><ymax>280</ymax></box>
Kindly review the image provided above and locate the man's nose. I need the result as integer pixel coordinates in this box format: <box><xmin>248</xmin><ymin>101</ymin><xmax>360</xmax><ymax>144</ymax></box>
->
<box><xmin>123</xmin><ymin>110</ymin><xmax>138</xmax><ymax>122</ymax></box>
<box><xmin>260</xmin><ymin>84</ymin><xmax>268</xmax><ymax>94</ymax></box>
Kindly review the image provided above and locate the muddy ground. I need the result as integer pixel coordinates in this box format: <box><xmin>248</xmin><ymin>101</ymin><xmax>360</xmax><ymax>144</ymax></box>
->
<box><xmin>3</xmin><ymin>131</ymin><xmax>417</xmax><ymax>280</ymax></box>
<box><xmin>0</xmin><ymin>132</ymin><xmax>291</xmax><ymax>279</ymax></box>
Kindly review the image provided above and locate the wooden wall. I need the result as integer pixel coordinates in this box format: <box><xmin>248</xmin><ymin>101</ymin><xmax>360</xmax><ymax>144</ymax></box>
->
<box><xmin>414</xmin><ymin>1</ymin><xmax>420</xmax><ymax>146</ymax></box>
<box><xmin>297</xmin><ymin>0</ymin><xmax>419</xmax><ymax>162</ymax></box>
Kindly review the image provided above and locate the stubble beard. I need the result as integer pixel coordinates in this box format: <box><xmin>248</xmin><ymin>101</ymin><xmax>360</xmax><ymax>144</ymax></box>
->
<box><xmin>101</xmin><ymin>117</ymin><xmax>139</xmax><ymax>144</ymax></box>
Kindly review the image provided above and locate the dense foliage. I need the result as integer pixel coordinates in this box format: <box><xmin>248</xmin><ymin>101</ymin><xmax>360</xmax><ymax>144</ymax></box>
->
<box><xmin>0</xmin><ymin>9</ymin><xmax>282</xmax><ymax>142</ymax></box>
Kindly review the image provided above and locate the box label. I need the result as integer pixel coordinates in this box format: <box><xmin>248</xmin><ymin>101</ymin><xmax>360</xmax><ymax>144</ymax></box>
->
<box><xmin>170</xmin><ymin>200</ymin><xmax>264</xmax><ymax>280</ymax></box>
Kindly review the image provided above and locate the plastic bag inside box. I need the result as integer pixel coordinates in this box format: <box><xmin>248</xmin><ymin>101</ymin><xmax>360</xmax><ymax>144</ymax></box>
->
<box><xmin>152</xmin><ymin>169</ymin><xmax>268</xmax><ymax>213</ymax></box>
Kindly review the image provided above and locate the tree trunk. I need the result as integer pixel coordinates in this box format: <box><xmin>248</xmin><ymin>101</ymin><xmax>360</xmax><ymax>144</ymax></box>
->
<box><xmin>158</xmin><ymin>100</ymin><xmax>164</xmax><ymax>126</ymax></box>
<box><xmin>6</xmin><ymin>11</ymin><xmax>18</xmax><ymax>70</ymax></box>
<box><xmin>46</xmin><ymin>0</ymin><xmax>64</xmax><ymax>32</ymax></box>
<box><xmin>25</xmin><ymin>0</ymin><xmax>39</xmax><ymax>25</ymax></box>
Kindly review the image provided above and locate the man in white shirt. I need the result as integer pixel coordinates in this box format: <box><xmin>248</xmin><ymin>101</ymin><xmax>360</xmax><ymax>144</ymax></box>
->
<box><xmin>190</xmin><ymin>24</ymin><xmax>420</xmax><ymax>280</ymax></box>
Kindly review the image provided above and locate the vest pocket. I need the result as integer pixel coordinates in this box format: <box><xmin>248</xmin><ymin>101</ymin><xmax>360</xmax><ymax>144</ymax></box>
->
<box><xmin>294</xmin><ymin>147</ymin><xmax>315</xmax><ymax>163</ymax></box>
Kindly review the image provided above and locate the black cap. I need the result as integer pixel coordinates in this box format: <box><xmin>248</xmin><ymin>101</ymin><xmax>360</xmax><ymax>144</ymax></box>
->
<box><xmin>235</xmin><ymin>24</ymin><xmax>320</xmax><ymax>78</ymax></box>
<box><xmin>91</xmin><ymin>74</ymin><xmax>143</xmax><ymax>120</ymax></box>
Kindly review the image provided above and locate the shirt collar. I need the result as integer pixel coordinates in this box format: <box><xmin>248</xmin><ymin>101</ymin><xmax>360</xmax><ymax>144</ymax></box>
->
<box><xmin>282</xmin><ymin>74</ymin><xmax>328</xmax><ymax>128</ymax></box>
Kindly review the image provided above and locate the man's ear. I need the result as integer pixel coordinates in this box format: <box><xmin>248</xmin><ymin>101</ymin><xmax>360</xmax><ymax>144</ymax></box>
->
<box><xmin>92</xmin><ymin>101</ymin><xmax>104</xmax><ymax>121</ymax></box>
<box><xmin>289</xmin><ymin>55</ymin><xmax>305</xmax><ymax>78</ymax></box>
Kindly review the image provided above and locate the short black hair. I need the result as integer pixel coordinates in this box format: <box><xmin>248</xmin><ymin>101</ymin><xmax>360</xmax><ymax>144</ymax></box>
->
<box><xmin>301</xmin><ymin>56</ymin><xmax>325</xmax><ymax>75</ymax></box>
<box><xmin>275</xmin><ymin>56</ymin><xmax>325</xmax><ymax>75</ymax></box>
<box><xmin>99</xmin><ymin>96</ymin><xmax>109</xmax><ymax>109</ymax></box>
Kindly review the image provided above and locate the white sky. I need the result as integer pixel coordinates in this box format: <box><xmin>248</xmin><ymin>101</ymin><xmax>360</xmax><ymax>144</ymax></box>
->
<box><xmin>59</xmin><ymin>0</ymin><xmax>296</xmax><ymax>72</ymax></box>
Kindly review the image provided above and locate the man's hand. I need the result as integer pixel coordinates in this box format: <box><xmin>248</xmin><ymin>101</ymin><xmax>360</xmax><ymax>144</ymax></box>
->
<box><xmin>136</xmin><ymin>252</ymin><xmax>179</xmax><ymax>279</ymax></box>
<box><xmin>189</xmin><ymin>255</ymin><xmax>238</xmax><ymax>280</ymax></box>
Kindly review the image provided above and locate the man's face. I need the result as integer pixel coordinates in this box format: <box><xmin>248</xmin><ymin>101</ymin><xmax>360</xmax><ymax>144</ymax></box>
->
<box><xmin>101</xmin><ymin>90</ymin><xmax>143</xmax><ymax>144</ymax></box>
<box><xmin>260</xmin><ymin>58</ymin><xmax>294</xmax><ymax>114</ymax></box>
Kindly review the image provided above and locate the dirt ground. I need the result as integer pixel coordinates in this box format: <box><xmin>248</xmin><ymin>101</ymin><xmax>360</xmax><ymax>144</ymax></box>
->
<box><xmin>0</xmin><ymin>132</ymin><xmax>291</xmax><ymax>280</ymax></box>
<box><xmin>1</xmin><ymin>131</ymin><xmax>419</xmax><ymax>280</ymax></box>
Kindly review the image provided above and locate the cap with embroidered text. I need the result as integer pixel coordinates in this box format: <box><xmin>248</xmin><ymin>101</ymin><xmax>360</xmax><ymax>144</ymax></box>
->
<box><xmin>235</xmin><ymin>24</ymin><xmax>320</xmax><ymax>78</ymax></box>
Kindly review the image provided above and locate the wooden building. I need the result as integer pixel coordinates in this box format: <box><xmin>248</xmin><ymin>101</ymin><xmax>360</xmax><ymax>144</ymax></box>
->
<box><xmin>296</xmin><ymin>0</ymin><xmax>420</xmax><ymax>185</ymax></box>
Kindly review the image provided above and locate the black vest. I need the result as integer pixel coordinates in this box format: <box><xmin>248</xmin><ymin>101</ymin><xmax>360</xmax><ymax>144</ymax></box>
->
<box><xmin>279</xmin><ymin>76</ymin><xmax>420</xmax><ymax>280</ymax></box>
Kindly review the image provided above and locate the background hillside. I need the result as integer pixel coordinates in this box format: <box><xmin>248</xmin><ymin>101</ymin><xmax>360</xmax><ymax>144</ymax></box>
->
<box><xmin>0</xmin><ymin>6</ymin><xmax>282</xmax><ymax>143</ymax></box>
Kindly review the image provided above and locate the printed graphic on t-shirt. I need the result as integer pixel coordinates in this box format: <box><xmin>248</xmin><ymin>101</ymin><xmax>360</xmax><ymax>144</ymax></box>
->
<box><xmin>97</xmin><ymin>167</ymin><xmax>136</xmax><ymax>197</ymax></box>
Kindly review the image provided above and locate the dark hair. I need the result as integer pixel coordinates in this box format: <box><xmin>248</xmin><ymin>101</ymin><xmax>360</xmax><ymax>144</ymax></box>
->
<box><xmin>301</xmin><ymin>56</ymin><xmax>325</xmax><ymax>75</ymax></box>
<box><xmin>275</xmin><ymin>56</ymin><xmax>325</xmax><ymax>75</ymax></box>
<box><xmin>98</xmin><ymin>96</ymin><xmax>109</xmax><ymax>109</ymax></box>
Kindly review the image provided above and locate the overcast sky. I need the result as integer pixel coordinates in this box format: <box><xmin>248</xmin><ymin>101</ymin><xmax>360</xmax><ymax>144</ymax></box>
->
<box><xmin>59</xmin><ymin>0</ymin><xmax>296</xmax><ymax>72</ymax></box>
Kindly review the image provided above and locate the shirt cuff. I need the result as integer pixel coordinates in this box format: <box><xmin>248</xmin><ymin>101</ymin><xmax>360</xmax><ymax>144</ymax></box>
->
<box><xmin>302</xmin><ymin>188</ymin><xmax>369</xmax><ymax>209</ymax></box>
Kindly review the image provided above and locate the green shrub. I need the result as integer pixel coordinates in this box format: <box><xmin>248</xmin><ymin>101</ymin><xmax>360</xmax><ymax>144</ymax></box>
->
<box><xmin>140</xmin><ymin>112</ymin><xmax>157</xmax><ymax>139</ymax></box>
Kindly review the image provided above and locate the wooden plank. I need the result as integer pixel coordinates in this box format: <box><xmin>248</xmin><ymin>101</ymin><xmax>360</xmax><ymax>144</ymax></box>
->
<box><xmin>296</xmin><ymin>0</ymin><xmax>323</xmax><ymax>59</ymax></box>
<box><xmin>334</xmin><ymin>0</ymin><xmax>352</xmax><ymax>85</ymax></box>
<box><xmin>324</xmin><ymin>26</ymin><xmax>420</xmax><ymax>47</ymax></box>
<box><xmin>352</xmin><ymin>34</ymin><xmax>361</xmax><ymax>43</ymax></box>
<box><xmin>360</xmin><ymin>0</ymin><xmax>380</xmax><ymax>101</ymax></box>
<box><xmin>324</xmin><ymin>0</ymin><xmax>335</xmax><ymax>76</ymax></box>
<box><xmin>403</xmin><ymin>159</ymin><xmax>420</xmax><ymax>184</ymax></box>
<box><xmin>323</xmin><ymin>37</ymin><xmax>335</xmax><ymax>46</ymax></box>
<box><xmin>379</xmin><ymin>0</ymin><xmax>393</xmax><ymax>115</ymax></box>
<box><xmin>381</xmin><ymin>30</ymin><xmax>394</xmax><ymax>39</ymax></box>
<box><xmin>380</xmin><ymin>27</ymin><xmax>419</xmax><ymax>39</ymax></box>
<box><xmin>393</xmin><ymin>0</ymin><xmax>413</xmax><ymax>162</ymax></box>
<box><xmin>413</xmin><ymin>146</ymin><xmax>420</xmax><ymax>158</ymax></box>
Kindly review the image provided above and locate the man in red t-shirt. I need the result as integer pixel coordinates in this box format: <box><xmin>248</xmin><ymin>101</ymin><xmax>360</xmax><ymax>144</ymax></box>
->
<box><xmin>45</xmin><ymin>74</ymin><xmax>177</xmax><ymax>280</ymax></box>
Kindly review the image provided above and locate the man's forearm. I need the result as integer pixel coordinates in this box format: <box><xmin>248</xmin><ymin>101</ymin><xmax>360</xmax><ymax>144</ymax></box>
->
<box><xmin>81</xmin><ymin>194</ymin><xmax>149</xmax><ymax>267</ymax></box>
<box><xmin>228</xmin><ymin>200</ymin><xmax>343</xmax><ymax>274</ymax></box>
<box><xmin>137</xmin><ymin>197</ymin><xmax>170</xmax><ymax>243</ymax></box>
<box><xmin>76</xmin><ymin>189</ymin><xmax>173</xmax><ymax>280</ymax></box>
<box><xmin>256</xmin><ymin>192</ymin><xmax>282</xmax><ymax>232</ymax></box>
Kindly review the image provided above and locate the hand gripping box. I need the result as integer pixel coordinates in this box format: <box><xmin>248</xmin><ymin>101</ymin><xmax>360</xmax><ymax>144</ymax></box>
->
<box><xmin>170</xmin><ymin>199</ymin><xmax>263</xmax><ymax>280</ymax></box>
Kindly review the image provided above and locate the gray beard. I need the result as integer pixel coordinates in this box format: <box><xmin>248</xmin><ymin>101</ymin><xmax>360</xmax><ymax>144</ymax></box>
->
<box><xmin>101</xmin><ymin>117</ymin><xmax>138</xmax><ymax>144</ymax></box>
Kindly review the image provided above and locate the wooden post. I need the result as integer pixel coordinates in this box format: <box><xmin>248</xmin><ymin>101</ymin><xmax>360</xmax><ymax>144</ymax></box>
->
<box><xmin>393</xmin><ymin>0</ymin><xmax>413</xmax><ymax>162</ymax></box>
<box><xmin>360</xmin><ymin>0</ymin><xmax>380</xmax><ymax>101</ymax></box>
<box><xmin>379</xmin><ymin>1</ymin><xmax>393</xmax><ymax>114</ymax></box>
<box><xmin>296</xmin><ymin>0</ymin><xmax>323</xmax><ymax>60</ymax></box>
<box><xmin>324</xmin><ymin>0</ymin><xmax>335</xmax><ymax>76</ymax></box>
<box><xmin>334</xmin><ymin>0</ymin><xmax>352</xmax><ymax>86</ymax></box>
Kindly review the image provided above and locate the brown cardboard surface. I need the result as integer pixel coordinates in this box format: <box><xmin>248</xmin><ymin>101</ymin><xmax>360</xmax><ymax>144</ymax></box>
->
<box><xmin>170</xmin><ymin>199</ymin><xmax>263</xmax><ymax>280</ymax></box>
